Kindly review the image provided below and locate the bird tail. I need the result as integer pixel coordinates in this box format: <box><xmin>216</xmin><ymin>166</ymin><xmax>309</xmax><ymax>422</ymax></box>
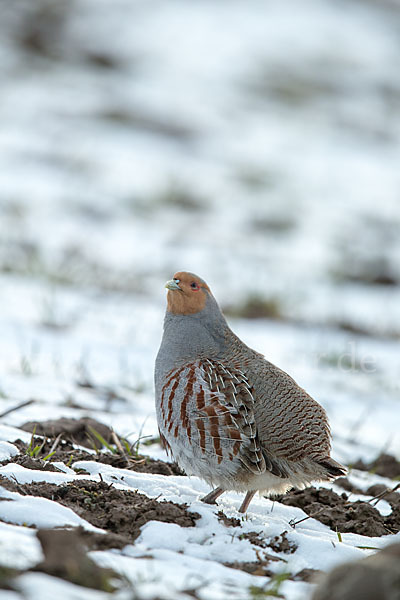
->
<box><xmin>317</xmin><ymin>457</ymin><xmax>347</xmax><ymax>479</ymax></box>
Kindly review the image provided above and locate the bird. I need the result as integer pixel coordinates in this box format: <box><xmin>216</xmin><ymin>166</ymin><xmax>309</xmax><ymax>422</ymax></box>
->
<box><xmin>155</xmin><ymin>271</ymin><xmax>346</xmax><ymax>513</ymax></box>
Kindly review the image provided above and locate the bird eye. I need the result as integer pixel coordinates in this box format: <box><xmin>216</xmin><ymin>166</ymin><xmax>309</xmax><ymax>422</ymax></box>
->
<box><xmin>190</xmin><ymin>282</ymin><xmax>199</xmax><ymax>290</ymax></box>
<box><xmin>173</xmin><ymin>278</ymin><xmax>180</xmax><ymax>283</ymax></box>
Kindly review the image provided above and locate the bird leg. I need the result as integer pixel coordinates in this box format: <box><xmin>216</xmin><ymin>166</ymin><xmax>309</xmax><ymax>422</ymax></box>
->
<box><xmin>239</xmin><ymin>491</ymin><xmax>256</xmax><ymax>513</ymax></box>
<box><xmin>201</xmin><ymin>486</ymin><xmax>225</xmax><ymax>505</ymax></box>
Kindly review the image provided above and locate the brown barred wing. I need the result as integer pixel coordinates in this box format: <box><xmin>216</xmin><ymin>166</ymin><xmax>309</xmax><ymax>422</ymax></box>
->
<box><xmin>252</xmin><ymin>363</ymin><xmax>333</xmax><ymax>464</ymax></box>
<box><xmin>159</xmin><ymin>359</ymin><xmax>271</xmax><ymax>475</ymax></box>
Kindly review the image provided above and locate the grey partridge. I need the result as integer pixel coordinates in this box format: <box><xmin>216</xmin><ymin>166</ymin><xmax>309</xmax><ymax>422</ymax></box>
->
<box><xmin>155</xmin><ymin>271</ymin><xmax>346</xmax><ymax>513</ymax></box>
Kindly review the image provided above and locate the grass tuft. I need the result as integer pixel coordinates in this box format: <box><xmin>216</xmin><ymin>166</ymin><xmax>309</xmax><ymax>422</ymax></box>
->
<box><xmin>87</xmin><ymin>426</ymin><xmax>118</xmax><ymax>454</ymax></box>
<box><xmin>26</xmin><ymin>425</ymin><xmax>45</xmax><ymax>458</ymax></box>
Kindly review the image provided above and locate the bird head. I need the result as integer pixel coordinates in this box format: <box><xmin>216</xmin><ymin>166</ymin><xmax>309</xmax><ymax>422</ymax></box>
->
<box><xmin>165</xmin><ymin>271</ymin><xmax>212</xmax><ymax>315</ymax></box>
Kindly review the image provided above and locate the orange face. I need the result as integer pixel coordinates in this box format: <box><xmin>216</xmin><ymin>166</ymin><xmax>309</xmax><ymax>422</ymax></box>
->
<box><xmin>165</xmin><ymin>271</ymin><xmax>211</xmax><ymax>315</ymax></box>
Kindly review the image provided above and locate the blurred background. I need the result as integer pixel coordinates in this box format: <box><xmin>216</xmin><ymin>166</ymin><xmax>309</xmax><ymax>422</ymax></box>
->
<box><xmin>0</xmin><ymin>0</ymin><xmax>399</xmax><ymax>456</ymax></box>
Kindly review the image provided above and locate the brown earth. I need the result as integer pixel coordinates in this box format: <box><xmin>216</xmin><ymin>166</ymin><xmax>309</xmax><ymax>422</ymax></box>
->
<box><xmin>278</xmin><ymin>487</ymin><xmax>400</xmax><ymax>536</ymax></box>
<box><xmin>2</xmin><ymin>417</ymin><xmax>400</xmax><ymax>594</ymax></box>
<box><xmin>312</xmin><ymin>542</ymin><xmax>400</xmax><ymax>600</ymax></box>
<box><xmin>21</xmin><ymin>417</ymin><xmax>115</xmax><ymax>449</ymax></box>
<box><xmin>333</xmin><ymin>477</ymin><xmax>365</xmax><ymax>495</ymax></box>
<box><xmin>217</xmin><ymin>511</ymin><xmax>241</xmax><ymax>527</ymax></box>
<box><xmin>352</xmin><ymin>453</ymin><xmax>400</xmax><ymax>479</ymax></box>
<box><xmin>239</xmin><ymin>530</ymin><xmax>297</xmax><ymax>554</ymax></box>
<box><xmin>366</xmin><ymin>483</ymin><xmax>400</xmax><ymax>507</ymax></box>
<box><xmin>0</xmin><ymin>526</ymin><xmax>130</xmax><ymax>592</ymax></box>
<box><xmin>226</xmin><ymin>559</ymin><xmax>274</xmax><ymax>577</ymax></box>
<box><xmin>0</xmin><ymin>476</ymin><xmax>199</xmax><ymax>545</ymax></box>
<box><xmin>34</xmin><ymin>528</ymin><xmax>121</xmax><ymax>591</ymax></box>
<box><xmin>227</xmin><ymin>559</ymin><xmax>321</xmax><ymax>583</ymax></box>
<box><xmin>240</xmin><ymin>531</ymin><xmax>269</xmax><ymax>548</ymax></box>
<box><xmin>10</xmin><ymin>437</ymin><xmax>183</xmax><ymax>477</ymax></box>
<box><xmin>329</xmin><ymin>478</ymin><xmax>400</xmax><ymax>511</ymax></box>
<box><xmin>19</xmin><ymin>416</ymin><xmax>184</xmax><ymax>474</ymax></box>
<box><xmin>268</xmin><ymin>531</ymin><xmax>297</xmax><ymax>554</ymax></box>
<box><xmin>4</xmin><ymin>445</ymin><xmax>400</xmax><ymax>541</ymax></box>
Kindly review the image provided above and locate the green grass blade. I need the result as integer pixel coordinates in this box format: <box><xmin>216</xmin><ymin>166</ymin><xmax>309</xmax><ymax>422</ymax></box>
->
<box><xmin>87</xmin><ymin>426</ymin><xmax>117</xmax><ymax>454</ymax></box>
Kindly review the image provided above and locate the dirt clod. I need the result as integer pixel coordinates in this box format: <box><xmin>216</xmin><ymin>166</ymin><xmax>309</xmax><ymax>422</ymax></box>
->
<box><xmin>225</xmin><ymin>560</ymin><xmax>274</xmax><ymax>577</ymax></box>
<box><xmin>34</xmin><ymin>528</ymin><xmax>119</xmax><ymax>591</ymax></box>
<box><xmin>240</xmin><ymin>531</ymin><xmax>268</xmax><ymax>548</ymax></box>
<box><xmin>11</xmin><ymin>439</ymin><xmax>183</xmax><ymax>477</ymax></box>
<box><xmin>352</xmin><ymin>453</ymin><xmax>400</xmax><ymax>479</ymax></box>
<box><xmin>0</xmin><ymin>477</ymin><xmax>199</xmax><ymax>543</ymax></box>
<box><xmin>217</xmin><ymin>511</ymin><xmax>241</xmax><ymax>527</ymax></box>
<box><xmin>279</xmin><ymin>487</ymin><xmax>398</xmax><ymax>536</ymax></box>
<box><xmin>21</xmin><ymin>417</ymin><xmax>114</xmax><ymax>449</ymax></box>
<box><xmin>366</xmin><ymin>483</ymin><xmax>400</xmax><ymax>507</ymax></box>
<box><xmin>13</xmin><ymin>417</ymin><xmax>184</xmax><ymax>476</ymax></box>
<box><xmin>334</xmin><ymin>477</ymin><xmax>364</xmax><ymax>495</ymax></box>
<box><xmin>269</xmin><ymin>531</ymin><xmax>297</xmax><ymax>554</ymax></box>
<box><xmin>7</xmin><ymin>455</ymin><xmax>63</xmax><ymax>472</ymax></box>
<box><xmin>239</xmin><ymin>530</ymin><xmax>296</xmax><ymax>558</ymax></box>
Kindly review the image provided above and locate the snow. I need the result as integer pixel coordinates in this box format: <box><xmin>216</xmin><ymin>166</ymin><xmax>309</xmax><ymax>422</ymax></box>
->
<box><xmin>0</xmin><ymin>425</ymin><xmax>32</xmax><ymax>444</ymax></box>
<box><xmin>1</xmin><ymin>0</ymin><xmax>400</xmax><ymax>598</ymax></box>
<box><xmin>1</xmin><ymin>454</ymin><xmax>399</xmax><ymax>598</ymax></box>
<box><xmin>0</xmin><ymin>441</ymin><xmax>20</xmax><ymax>462</ymax></box>
<box><xmin>0</xmin><ymin>521</ymin><xmax>43</xmax><ymax>569</ymax></box>
<box><xmin>15</xmin><ymin>573</ymin><xmax>116</xmax><ymax>600</ymax></box>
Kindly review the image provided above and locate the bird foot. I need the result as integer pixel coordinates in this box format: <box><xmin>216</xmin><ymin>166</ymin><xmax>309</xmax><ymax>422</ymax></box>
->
<box><xmin>201</xmin><ymin>486</ymin><xmax>225</xmax><ymax>505</ymax></box>
<box><xmin>238</xmin><ymin>491</ymin><xmax>256</xmax><ymax>513</ymax></box>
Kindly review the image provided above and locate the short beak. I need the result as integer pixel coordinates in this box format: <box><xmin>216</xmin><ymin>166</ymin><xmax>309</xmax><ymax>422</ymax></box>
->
<box><xmin>165</xmin><ymin>279</ymin><xmax>181</xmax><ymax>291</ymax></box>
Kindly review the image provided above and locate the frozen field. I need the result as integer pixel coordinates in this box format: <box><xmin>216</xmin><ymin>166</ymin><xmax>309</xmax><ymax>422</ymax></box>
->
<box><xmin>0</xmin><ymin>0</ymin><xmax>399</xmax><ymax>598</ymax></box>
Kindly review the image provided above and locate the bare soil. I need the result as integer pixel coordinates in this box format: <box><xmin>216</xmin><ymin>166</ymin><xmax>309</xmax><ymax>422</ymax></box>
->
<box><xmin>19</xmin><ymin>416</ymin><xmax>184</xmax><ymax>474</ymax></box>
<box><xmin>277</xmin><ymin>486</ymin><xmax>400</xmax><ymax>536</ymax></box>
<box><xmin>352</xmin><ymin>453</ymin><xmax>400</xmax><ymax>479</ymax></box>
<box><xmin>5</xmin><ymin>425</ymin><xmax>400</xmax><ymax>542</ymax></box>
<box><xmin>239</xmin><ymin>530</ymin><xmax>297</xmax><ymax>554</ymax></box>
<box><xmin>333</xmin><ymin>477</ymin><xmax>365</xmax><ymax>495</ymax></box>
<box><xmin>34</xmin><ymin>528</ymin><xmax>121</xmax><ymax>591</ymax></box>
<box><xmin>21</xmin><ymin>417</ymin><xmax>115</xmax><ymax>449</ymax></box>
<box><xmin>240</xmin><ymin>531</ymin><xmax>269</xmax><ymax>548</ymax></box>
<box><xmin>11</xmin><ymin>417</ymin><xmax>183</xmax><ymax>476</ymax></box>
<box><xmin>10</xmin><ymin>440</ymin><xmax>183</xmax><ymax>476</ymax></box>
<box><xmin>2</xmin><ymin>416</ymin><xmax>400</xmax><ymax>595</ymax></box>
<box><xmin>0</xmin><ymin>476</ymin><xmax>199</xmax><ymax>545</ymax></box>
<box><xmin>225</xmin><ymin>559</ymin><xmax>274</xmax><ymax>577</ymax></box>
<box><xmin>269</xmin><ymin>531</ymin><xmax>297</xmax><ymax>554</ymax></box>
<box><xmin>226</xmin><ymin>559</ymin><xmax>321</xmax><ymax>583</ymax></box>
<box><xmin>217</xmin><ymin>511</ymin><xmax>241</xmax><ymax>527</ymax></box>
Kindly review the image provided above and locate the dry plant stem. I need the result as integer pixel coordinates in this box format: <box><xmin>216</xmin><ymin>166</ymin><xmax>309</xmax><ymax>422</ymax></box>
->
<box><xmin>10</xmin><ymin>474</ymin><xmax>25</xmax><ymax>492</ymax></box>
<box><xmin>0</xmin><ymin>399</ymin><xmax>34</xmax><ymax>418</ymax></box>
<box><xmin>47</xmin><ymin>433</ymin><xmax>63</xmax><ymax>457</ymax></box>
<box><xmin>290</xmin><ymin>506</ymin><xmax>328</xmax><ymax>528</ymax></box>
<box><xmin>111</xmin><ymin>431</ymin><xmax>129</xmax><ymax>465</ymax></box>
<box><xmin>368</xmin><ymin>482</ymin><xmax>400</xmax><ymax>506</ymax></box>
